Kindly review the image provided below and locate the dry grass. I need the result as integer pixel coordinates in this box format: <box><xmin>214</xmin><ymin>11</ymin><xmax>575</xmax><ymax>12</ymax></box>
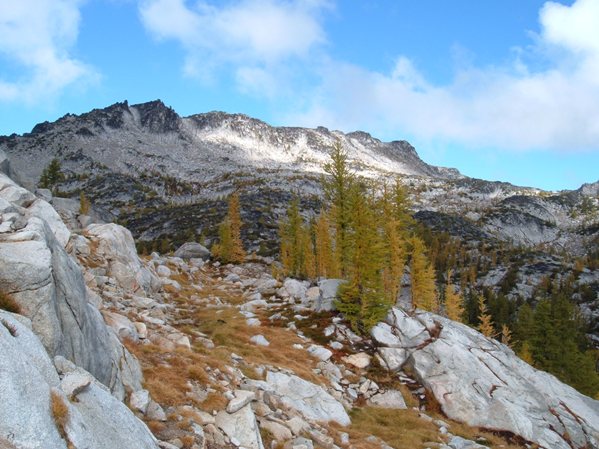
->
<box><xmin>200</xmin><ymin>392</ymin><xmax>228</xmax><ymax>413</ymax></box>
<box><xmin>340</xmin><ymin>407</ymin><xmax>443</xmax><ymax>449</ymax></box>
<box><xmin>50</xmin><ymin>389</ymin><xmax>72</xmax><ymax>447</ymax></box>
<box><xmin>0</xmin><ymin>291</ymin><xmax>20</xmax><ymax>314</ymax></box>
<box><xmin>192</xmin><ymin>306</ymin><xmax>322</xmax><ymax>384</ymax></box>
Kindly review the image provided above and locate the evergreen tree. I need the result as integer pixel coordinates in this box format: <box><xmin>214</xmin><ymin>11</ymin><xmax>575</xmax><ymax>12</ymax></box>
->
<box><xmin>530</xmin><ymin>293</ymin><xmax>599</xmax><ymax>397</ymax></box>
<box><xmin>315</xmin><ymin>210</ymin><xmax>338</xmax><ymax>278</ymax></box>
<box><xmin>213</xmin><ymin>192</ymin><xmax>245</xmax><ymax>263</ymax></box>
<box><xmin>410</xmin><ymin>236</ymin><xmax>438</xmax><ymax>312</ymax></box>
<box><xmin>301</xmin><ymin>221</ymin><xmax>316</xmax><ymax>279</ymax></box>
<box><xmin>443</xmin><ymin>271</ymin><xmax>464</xmax><ymax>322</ymax></box>
<box><xmin>39</xmin><ymin>158</ymin><xmax>65</xmax><ymax>190</ymax></box>
<box><xmin>477</xmin><ymin>295</ymin><xmax>495</xmax><ymax>338</ymax></box>
<box><xmin>513</xmin><ymin>302</ymin><xmax>534</xmax><ymax>351</ymax></box>
<box><xmin>322</xmin><ymin>142</ymin><xmax>355</xmax><ymax>277</ymax></box>
<box><xmin>336</xmin><ymin>184</ymin><xmax>388</xmax><ymax>332</ymax></box>
<box><xmin>279</xmin><ymin>198</ymin><xmax>305</xmax><ymax>278</ymax></box>
<box><xmin>380</xmin><ymin>183</ymin><xmax>407</xmax><ymax>304</ymax></box>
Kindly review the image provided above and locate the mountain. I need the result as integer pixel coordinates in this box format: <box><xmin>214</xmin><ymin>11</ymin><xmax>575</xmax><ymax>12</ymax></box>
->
<box><xmin>1</xmin><ymin>100</ymin><xmax>598</xmax><ymax>341</ymax></box>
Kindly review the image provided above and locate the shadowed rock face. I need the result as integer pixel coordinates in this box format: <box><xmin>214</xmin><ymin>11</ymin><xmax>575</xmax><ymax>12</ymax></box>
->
<box><xmin>372</xmin><ymin>307</ymin><xmax>599</xmax><ymax>449</ymax></box>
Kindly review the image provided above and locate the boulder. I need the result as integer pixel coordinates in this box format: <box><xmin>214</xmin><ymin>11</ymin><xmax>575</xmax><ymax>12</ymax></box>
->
<box><xmin>85</xmin><ymin>223</ymin><xmax>161</xmax><ymax>296</ymax></box>
<box><xmin>174</xmin><ymin>242</ymin><xmax>211</xmax><ymax>260</ymax></box>
<box><xmin>130</xmin><ymin>389</ymin><xmax>151</xmax><ymax>414</ymax></box>
<box><xmin>259</xmin><ymin>418</ymin><xmax>293</xmax><ymax>441</ymax></box>
<box><xmin>216</xmin><ymin>404</ymin><xmax>264</xmax><ymax>449</ymax></box>
<box><xmin>367</xmin><ymin>390</ymin><xmax>407</xmax><ymax>409</ymax></box>
<box><xmin>250</xmin><ymin>334</ymin><xmax>270</xmax><ymax>346</ymax></box>
<box><xmin>265</xmin><ymin>371</ymin><xmax>350</xmax><ymax>426</ymax></box>
<box><xmin>372</xmin><ymin>307</ymin><xmax>599</xmax><ymax>449</ymax></box>
<box><xmin>227</xmin><ymin>390</ymin><xmax>256</xmax><ymax>413</ymax></box>
<box><xmin>307</xmin><ymin>345</ymin><xmax>332</xmax><ymax>361</ymax></box>
<box><xmin>315</xmin><ymin>279</ymin><xmax>345</xmax><ymax>311</ymax></box>
<box><xmin>342</xmin><ymin>352</ymin><xmax>371</xmax><ymax>369</ymax></box>
<box><xmin>281</xmin><ymin>279</ymin><xmax>309</xmax><ymax>300</ymax></box>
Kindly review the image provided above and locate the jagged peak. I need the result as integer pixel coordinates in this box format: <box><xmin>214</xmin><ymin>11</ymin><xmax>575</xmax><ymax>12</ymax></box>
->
<box><xmin>131</xmin><ymin>99</ymin><xmax>180</xmax><ymax>133</ymax></box>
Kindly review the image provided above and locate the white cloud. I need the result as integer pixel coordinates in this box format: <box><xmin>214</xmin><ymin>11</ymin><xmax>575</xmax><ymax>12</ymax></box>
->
<box><xmin>290</xmin><ymin>0</ymin><xmax>599</xmax><ymax>152</ymax></box>
<box><xmin>139</xmin><ymin>0</ymin><xmax>329</xmax><ymax>90</ymax></box>
<box><xmin>0</xmin><ymin>0</ymin><xmax>96</xmax><ymax>103</ymax></box>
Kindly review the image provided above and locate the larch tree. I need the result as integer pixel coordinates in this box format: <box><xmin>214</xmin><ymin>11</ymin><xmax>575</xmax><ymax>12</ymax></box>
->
<box><xmin>315</xmin><ymin>209</ymin><xmax>338</xmax><ymax>278</ymax></box>
<box><xmin>213</xmin><ymin>191</ymin><xmax>245</xmax><ymax>263</ymax></box>
<box><xmin>336</xmin><ymin>183</ymin><xmax>388</xmax><ymax>332</ymax></box>
<box><xmin>477</xmin><ymin>295</ymin><xmax>495</xmax><ymax>338</ymax></box>
<box><xmin>444</xmin><ymin>271</ymin><xmax>464</xmax><ymax>322</ymax></box>
<box><xmin>323</xmin><ymin>141</ymin><xmax>355</xmax><ymax>277</ymax></box>
<box><xmin>379</xmin><ymin>183</ymin><xmax>407</xmax><ymax>304</ymax></box>
<box><xmin>410</xmin><ymin>236</ymin><xmax>438</xmax><ymax>312</ymax></box>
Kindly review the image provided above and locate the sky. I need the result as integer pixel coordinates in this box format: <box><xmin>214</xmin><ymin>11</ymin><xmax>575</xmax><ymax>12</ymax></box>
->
<box><xmin>1</xmin><ymin>0</ymin><xmax>598</xmax><ymax>191</ymax></box>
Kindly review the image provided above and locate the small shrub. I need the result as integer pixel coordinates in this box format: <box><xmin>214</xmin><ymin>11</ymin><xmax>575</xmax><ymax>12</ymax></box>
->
<box><xmin>0</xmin><ymin>292</ymin><xmax>20</xmax><ymax>314</ymax></box>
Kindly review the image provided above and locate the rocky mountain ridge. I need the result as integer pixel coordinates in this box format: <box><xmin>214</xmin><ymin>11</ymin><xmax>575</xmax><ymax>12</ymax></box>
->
<box><xmin>1</xmin><ymin>101</ymin><xmax>597</xmax><ymax>340</ymax></box>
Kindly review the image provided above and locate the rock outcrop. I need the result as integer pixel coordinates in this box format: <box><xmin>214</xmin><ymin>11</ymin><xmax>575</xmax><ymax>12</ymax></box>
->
<box><xmin>0</xmin><ymin>173</ymin><xmax>142</xmax><ymax>400</ymax></box>
<box><xmin>372</xmin><ymin>307</ymin><xmax>599</xmax><ymax>449</ymax></box>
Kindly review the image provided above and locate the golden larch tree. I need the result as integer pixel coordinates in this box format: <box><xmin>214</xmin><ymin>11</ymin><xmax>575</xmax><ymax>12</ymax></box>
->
<box><xmin>410</xmin><ymin>236</ymin><xmax>438</xmax><ymax>312</ymax></box>
<box><xmin>477</xmin><ymin>295</ymin><xmax>495</xmax><ymax>338</ymax></box>
<box><xmin>444</xmin><ymin>271</ymin><xmax>464</xmax><ymax>322</ymax></box>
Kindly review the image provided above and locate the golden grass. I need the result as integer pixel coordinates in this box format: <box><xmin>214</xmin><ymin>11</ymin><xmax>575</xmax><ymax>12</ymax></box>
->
<box><xmin>50</xmin><ymin>389</ymin><xmax>72</xmax><ymax>448</ymax></box>
<box><xmin>340</xmin><ymin>407</ymin><xmax>442</xmax><ymax>449</ymax></box>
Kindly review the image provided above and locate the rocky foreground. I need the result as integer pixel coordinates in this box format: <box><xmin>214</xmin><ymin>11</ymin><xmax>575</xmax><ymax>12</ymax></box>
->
<box><xmin>1</xmin><ymin>159</ymin><xmax>599</xmax><ymax>449</ymax></box>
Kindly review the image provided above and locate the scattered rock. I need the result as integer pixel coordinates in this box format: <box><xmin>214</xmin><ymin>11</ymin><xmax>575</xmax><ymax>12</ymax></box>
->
<box><xmin>307</xmin><ymin>345</ymin><xmax>332</xmax><ymax>361</ymax></box>
<box><xmin>342</xmin><ymin>352</ymin><xmax>371</xmax><ymax>369</ymax></box>
<box><xmin>227</xmin><ymin>390</ymin><xmax>256</xmax><ymax>413</ymax></box>
<box><xmin>250</xmin><ymin>335</ymin><xmax>270</xmax><ymax>346</ymax></box>
<box><xmin>367</xmin><ymin>390</ymin><xmax>407</xmax><ymax>409</ymax></box>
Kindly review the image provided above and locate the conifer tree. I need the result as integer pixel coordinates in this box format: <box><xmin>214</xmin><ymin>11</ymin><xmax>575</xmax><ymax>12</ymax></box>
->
<box><xmin>518</xmin><ymin>341</ymin><xmax>534</xmax><ymax>365</ymax></box>
<box><xmin>315</xmin><ymin>210</ymin><xmax>338</xmax><ymax>278</ymax></box>
<box><xmin>213</xmin><ymin>192</ymin><xmax>245</xmax><ymax>263</ymax></box>
<box><xmin>39</xmin><ymin>158</ymin><xmax>65</xmax><ymax>190</ymax></box>
<box><xmin>301</xmin><ymin>221</ymin><xmax>317</xmax><ymax>279</ymax></box>
<box><xmin>443</xmin><ymin>271</ymin><xmax>464</xmax><ymax>322</ymax></box>
<box><xmin>323</xmin><ymin>142</ymin><xmax>355</xmax><ymax>277</ymax></box>
<box><xmin>477</xmin><ymin>295</ymin><xmax>495</xmax><ymax>338</ymax></box>
<box><xmin>279</xmin><ymin>198</ymin><xmax>304</xmax><ymax>277</ymax></box>
<box><xmin>336</xmin><ymin>184</ymin><xmax>388</xmax><ymax>332</ymax></box>
<box><xmin>380</xmin><ymin>183</ymin><xmax>407</xmax><ymax>304</ymax></box>
<box><xmin>410</xmin><ymin>236</ymin><xmax>438</xmax><ymax>312</ymax></box>
<box><xmin>501</xmin><ymin>324</ymin><xmax>512</xmax><ymax>346</ymax></box>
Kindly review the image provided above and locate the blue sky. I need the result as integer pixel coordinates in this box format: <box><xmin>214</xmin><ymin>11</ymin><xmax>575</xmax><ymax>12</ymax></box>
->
<box><xmin>1</xmin><ymin>0</ymin><xmax>598</xmax><ymax>191</ymax></box>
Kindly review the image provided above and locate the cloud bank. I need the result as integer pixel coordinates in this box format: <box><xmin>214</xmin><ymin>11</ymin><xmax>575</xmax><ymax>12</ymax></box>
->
<box><xmin>292</xmin><ymin>0</ymin><xmax>599</xmax><ymax>152</ymax></box>
<box><xmin>0</xmin><ymin>0</ymin><xmax>96</xmax><ymax>103</ymax></box>
<box><xmin>139</xmin><ymin>0</ymin><xmax>329</xmax><ymax>94</ymax></box>
<box><xmin>139</xmin><ymin>0</ymin><xmax>599</xmax><ymax>153</ymax></box>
